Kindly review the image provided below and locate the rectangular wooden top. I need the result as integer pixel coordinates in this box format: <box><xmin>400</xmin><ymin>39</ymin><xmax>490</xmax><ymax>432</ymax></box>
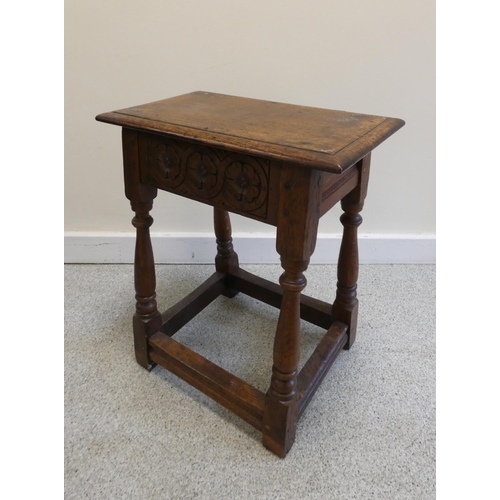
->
<box><xmin>96</xmin><ymin>91</ymin><xmax>404</xmax><ymax>174</ymax></box>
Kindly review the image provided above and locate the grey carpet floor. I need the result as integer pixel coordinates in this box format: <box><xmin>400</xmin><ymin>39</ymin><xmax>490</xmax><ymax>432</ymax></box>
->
<box><xmin>65</xmin><ymin>264</ymin><xmax>435</xmax><ymax>500</ymax></box>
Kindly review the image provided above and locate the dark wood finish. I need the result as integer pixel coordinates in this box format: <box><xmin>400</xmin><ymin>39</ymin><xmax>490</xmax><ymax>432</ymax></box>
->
<box><xmin>149</xmin><ymin>332</ymin><xmax>265</xmax><ymax>431</ymax></box>
<box><xmin>96</xmin><ymin>92</ymin><xmax>404</xmax><ymax>458</ymax></box>
<box><xmin>122</xmin><ymin>129</ymin><xmax>162</xmax><ymax>371</ymax></box>
<box><xmin>144</xmin><ymin>133</ymin><xmax>279</xmax><ymax>224</ymax></box>
<box><xmin>227</xmin><ymin>268</ymin><xmax>333</xmax><ymax>329</ymax></box>
<box><xmin>214</xmin><ymin>208</ymin><xmax>239</xmax><ymax>298</ymax></box>
<box><xmin>214</xmin><ymin>208</ymin><xmax>239</xmax><ymax>274</ymax></box>
<box><xmin>319</xmin><ymin>165</ymin><xmax>360</xmax><ymax>218</ymax></box>
<box><xmin>332</xmin><ymin>154</ymin><xmax>371</xmax><ymax>349</ymax></box>
<box><xmin>262</xmin><ymin>164</ymin><xmax>321</xmax><ymax>457</ymax></box>
<box><xmin>297</xmin><ymin>321</ymin><xmax>348</xmax><ymax>417</ymax></box>
<box><xmin>160</xmin><ymin>272</ymin><xmax>225</xmax><ymax>337</ymax></box>
<box><xmin>96</xmin><ymin>91</ymin><xmax>404</xmax><ymax>174</ymax></box>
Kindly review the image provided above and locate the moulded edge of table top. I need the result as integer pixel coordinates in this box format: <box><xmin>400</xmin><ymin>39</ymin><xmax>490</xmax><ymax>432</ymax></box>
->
<box><xmin>96</xmin><ymin>91</ymin><xmax>404</xmax><ymax>174</ymax></box>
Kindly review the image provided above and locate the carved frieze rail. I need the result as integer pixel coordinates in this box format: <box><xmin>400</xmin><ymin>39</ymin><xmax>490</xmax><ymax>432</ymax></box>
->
<box><xmin>146</xmin><ymin>135</ymin><xmax>270</xmax><ymax>219</ymax></box>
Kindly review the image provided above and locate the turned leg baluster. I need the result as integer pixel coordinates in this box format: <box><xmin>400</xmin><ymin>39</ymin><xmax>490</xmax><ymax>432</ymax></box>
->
<box><xmin>262</xmin><ymin>165</ymin><xmax>320</xmax><ymax>457</ymax></box>
<box><xmin>269</xmin><ymin>260</ymin><xmax>307</xmax><ymax>404</ymax></box>
<box><xmin>214</xmin><ymin>207</ymin><xmax>239</xmax><ymax>297</ymax></box>
<box><xmin>332</xmin><ymin>201</ymin><xmax>363</xmax><ymax>350</ymax></box>
<box><xmin>122</xmin><ymin>128</ymin><xmax>162</xmax><ymax>370</ymax></box>
<box><xmin>131</xmin><ymin>201</ymin><xmax>162</xmax><ymax>370</ymax></box>
<box><xmin>332</xmin><ymin>154</ymin><xmax>370</xmax><ymax>350</ymax></box>
<box><xmin>262</xmin><ymin>258</ymin><xmax>308</xmax><ymax>457</ymax></box>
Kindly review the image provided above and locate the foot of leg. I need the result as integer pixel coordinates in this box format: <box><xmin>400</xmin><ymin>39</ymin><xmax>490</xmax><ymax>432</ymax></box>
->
<box><xmin>262</xmin><ymin>259</ymin><xmax>307</xmax><ymax>457</ymax></box>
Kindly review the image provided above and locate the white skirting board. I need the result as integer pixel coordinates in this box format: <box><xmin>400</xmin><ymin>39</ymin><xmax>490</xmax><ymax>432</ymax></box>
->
<box><xmin>64</xmin><ymin>232</ymin><xmax>436</xmax><ymax>264</ymax></box>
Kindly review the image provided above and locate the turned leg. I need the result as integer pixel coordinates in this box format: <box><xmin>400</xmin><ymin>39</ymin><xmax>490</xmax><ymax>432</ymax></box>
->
<box><xmin>262</xmin><ymin>258</ymin><xmax>308</xmax><ymax>457</ymax></box>
<box><xmin>332</xmin><ymin>155</ymin><xmax>370</xmax><ymax>350</ymax></box>
<box><xmin>131</xmin><ymin>201</ymin><xmax>162</xmax><ymax>370</ymax></box>
<box><xmin>262</xmin><ymin>164</ymin><xmax>320</xmax><ymax>457</ymax></box>
<box><xmin>121</xmin><ymin>128</ymin><xmax>162</xmax><ymax>370</ymax></box>
<box><xmin>332</xmin><ymin>199</ymin><xmax>363</xmax><ymax>350</ymax></box>
<box><xmin>214</xmin><ymin>207</ymin><xmax>239</xmax><ymax>297</ymax></box>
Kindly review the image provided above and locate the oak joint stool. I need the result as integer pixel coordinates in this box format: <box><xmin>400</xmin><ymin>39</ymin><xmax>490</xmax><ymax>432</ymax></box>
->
<box><xmin>96</xmin><ymin>91</ymin><xmax>404</xmax><ymax>457</ymax></box>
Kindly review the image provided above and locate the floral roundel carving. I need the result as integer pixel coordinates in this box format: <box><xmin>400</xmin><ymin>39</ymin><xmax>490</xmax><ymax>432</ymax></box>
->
<box><xmin>149</xmin><ymin>142</ymin><xmax>185</xmax><ymax>188</ymax></box>
<box><xmin>182</xmin><ymin>146</ymin><xmax>223</xmax><ymax>198</ymax></box>
<box><xmin>147</xmin><ymin>138</ymin><xmax>270</xmax><ymax>218</ymax></box>
<box><xmin>222</xmin><ymin>155</ymin><xmax>268</xmax><ymax>212</ymax></box>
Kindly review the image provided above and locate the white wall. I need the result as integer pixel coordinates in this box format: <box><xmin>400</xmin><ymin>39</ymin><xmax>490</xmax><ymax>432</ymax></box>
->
<box><xmin>65</xmin><ymin>0</ymin><xmax>435</xmax><ymax>241</ymax></box>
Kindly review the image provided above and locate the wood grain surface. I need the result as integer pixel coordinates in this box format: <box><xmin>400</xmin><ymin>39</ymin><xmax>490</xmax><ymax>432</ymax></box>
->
<box><xmin>96</xmin><ymin>91</ymin><xmax>404</xmax><ymax>173</ymax></box>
